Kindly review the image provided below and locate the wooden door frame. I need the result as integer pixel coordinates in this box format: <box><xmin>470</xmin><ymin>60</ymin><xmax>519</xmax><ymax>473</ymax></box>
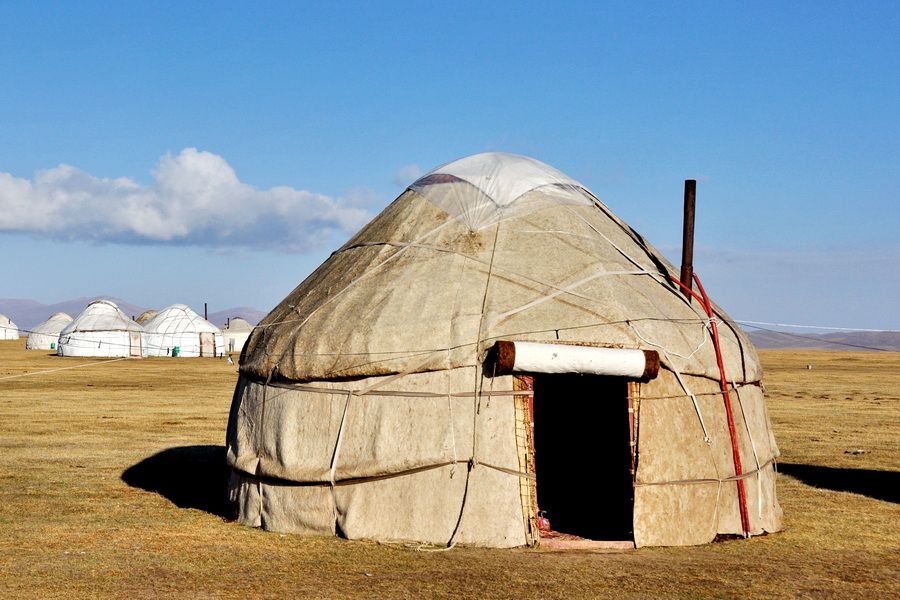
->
<box><xmin>515</xmin><ymin>373</ymin><xmax>640</xmax><ymax>546</ymax></box>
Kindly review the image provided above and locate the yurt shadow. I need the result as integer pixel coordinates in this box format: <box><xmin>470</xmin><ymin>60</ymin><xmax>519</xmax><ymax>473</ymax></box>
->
<box><xmin>122</xmin><ymin>445</ymin><xmax>232</xmax><ymax>518</ymax></box>
<box><xmin>779</xmin><ymin>463</ymin><xmax>899</xmax><ymax>503</ymax></box>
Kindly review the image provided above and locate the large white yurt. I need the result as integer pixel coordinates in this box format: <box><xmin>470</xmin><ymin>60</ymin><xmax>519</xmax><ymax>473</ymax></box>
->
<box><xmin>143</xmin><ymin>304</ymin><xmax>224</xmax><ymax>357</ymax></box>
<box><xmin>26</xmin><ymin>312</ymin><xmax>73</xmax><ymax>350</ymax></box>
<box><xmin>225</xmin><ymin>152</ymin><xmax>782</xmax><ymax>549</ymax></box>
<box><xmin>222</xmin><ymin>317</ymin><xmax>253</xmax><ymax>353</ymax></box>
<box><xmin>57</xmin><ymin>300</ymin><xmax>144</xmax><ymax>357</ymax></box>
<box><xmin>0</xmin><ymin>314</ymin><xmax>19</xmax><ymax>340</ymax></box>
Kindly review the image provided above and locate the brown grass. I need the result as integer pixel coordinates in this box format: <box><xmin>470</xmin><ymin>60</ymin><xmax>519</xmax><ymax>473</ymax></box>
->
<box><xmin>0</xmin><ymin>340</ymin><xmax>897</xmax><ymax>599</ymax></box>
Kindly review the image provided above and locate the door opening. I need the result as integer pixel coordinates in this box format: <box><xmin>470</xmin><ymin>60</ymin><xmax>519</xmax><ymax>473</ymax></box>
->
<box><xmin>532</xmin><ymin>374</ymin><xmax>633</xmax><ymax>541</ymax></box>
<box><xmin>128</xmin><ymin>331</ymin><xmax>142</xmax><ymax>357</ymax></box>
<box><xmin>199</xmin><ymin>332</ymin><xmax>215</xmax><ymax>357</ymax></box>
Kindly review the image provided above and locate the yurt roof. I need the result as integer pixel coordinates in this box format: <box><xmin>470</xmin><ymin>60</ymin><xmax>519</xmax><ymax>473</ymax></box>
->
<box><xmin>409</xmin><ymin>152</ymin><xmax>591</xmax><ymax>231</ymax></box>
<box><xmin>241</xmin><ymin>152</ymin><xmax>760</xmax><ymax>384</ymax></box>
<box><xmin>143</xmin><ymin>304</ymin><xmax>221</xmax><ymax>334</ymax></box>
<box><xmin>31</xmin><ymin>312</ymin><xmax>73</xmax><ymax>334</ymax></box>
<box><xmin>224</xmin><ymin>317</ymin><xmax>253</xmax><ymax>332</ymax></box>
<box><xmin>0</xmin><ymin>314</ymin><xmax>17</xmax><ymax>327</ymax></box>
<box><xmin>61</xmin><ymin>300</ymin><xmax>143</xmax><ymax>334</ymax></box>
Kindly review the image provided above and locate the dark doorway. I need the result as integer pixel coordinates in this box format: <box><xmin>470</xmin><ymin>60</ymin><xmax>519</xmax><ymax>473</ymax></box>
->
<box><xmin>533</xmin><ymin>374</ymin><xmax>633</xmax><ymax>541</ymax></box>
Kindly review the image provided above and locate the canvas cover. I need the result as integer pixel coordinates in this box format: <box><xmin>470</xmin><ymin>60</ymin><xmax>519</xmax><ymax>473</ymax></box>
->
<box><xmin>228</xmin><ymin>152</ymin><xmax>782</xmax><ymax>548</ymax></box>
<box><xmin>25</xmin><ymin>312</ymin><xmax>72</xmax><ymax>349</ymax></box>
<box><xmin>58</xmin><ymin>300</ymin><xmax>145</xmax><ymax>357</ymax></box>
<box><xmin>143</xmin><ymin>304</ymin><xmax>224</xmax><ymax>357</ymax></box>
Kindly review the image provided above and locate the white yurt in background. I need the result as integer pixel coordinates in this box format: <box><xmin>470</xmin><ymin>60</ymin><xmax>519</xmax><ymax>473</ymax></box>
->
<box><xmin>57</xmin><ymin>300</ymin><xmax>144</xmax><ymax>357</ymax></box>
<box><xmin>26</xmin><ymin>312</ymin><xmax>73</xmax><ymax>350</ymax></box>
<box><xmin>0</xmin><ymin>314</ymin><xmax>19</xmax><ymax>340</ymax></box>
<box><xmin>143</xmin><ymin>304</ymin><xmax>224</xmax><ymax>357</ymax></box>
<box><xmin>222</xmin><ymin>317</ymin><xmax>253</xmax><ymax>353</ymax></box>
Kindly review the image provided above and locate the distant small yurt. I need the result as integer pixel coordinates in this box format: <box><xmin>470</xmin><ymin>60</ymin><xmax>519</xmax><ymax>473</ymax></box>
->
<box><xmin>0</xmin><ymin>314</ymin><xmax>19</xmax><ymax>340</ymax></box>
<box><xmin>136</xmin><ymin>309</ymin><xmax>158</xmax><ymax>325</ymax></box>
<box><xmin>26</xmin><ymin>312</ymin><xmax>73</xmax><ymax>350</ymax></box>
<box><xmin>58</xmin><ymin>300</ymin><xmax>144</xmax><ymax>357</ymax></box>
<box><xmin>222</xmin><ymin>317</ymin><xmax>253</xmax><ymax>353</ymax></box>
<box><xmin>143</xmin><ymin>304</ymin><xmax>224</xmax><ymax>357</ymax></box>
<box><xmin>226</xmin><ymin>152</ymin><xmax>782</xmax><ymax>549</ymax></box>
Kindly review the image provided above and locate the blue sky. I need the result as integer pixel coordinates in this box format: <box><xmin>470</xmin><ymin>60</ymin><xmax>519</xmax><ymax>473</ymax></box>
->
<box><xmin>1</xmin><ymin>1</ymin><xmax>897</xmax><ymax>329</ymax></box>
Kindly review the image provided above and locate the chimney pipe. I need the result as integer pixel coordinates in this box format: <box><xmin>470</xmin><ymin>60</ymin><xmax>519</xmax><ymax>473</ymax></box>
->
<box><xmin>204</xmin><ymin>302</ymin><xmax>208</xmax><ymax>320</ymax></box>
<box><xmin>680</xmin><ymin>179</ymin><xmax>696</xmax><ymax>301</ymax></box>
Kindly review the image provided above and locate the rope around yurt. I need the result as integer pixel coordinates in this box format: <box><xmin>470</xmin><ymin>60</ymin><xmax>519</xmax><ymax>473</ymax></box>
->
<box><xmin>669</xmin><ymin>272</ymin><xmax>751</xmax><ymax>536</ymax></box>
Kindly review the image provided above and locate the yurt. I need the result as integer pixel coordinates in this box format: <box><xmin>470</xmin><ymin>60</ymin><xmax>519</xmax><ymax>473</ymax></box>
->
<box><xmin>225</xmin><ymin>152</ymin><xmax>782</xmax><ymax>549</ymax></box>
<box><xmin>26</xmin><ymin>312</ymin><xmax>73</xmax><ymax>350</ymax></box>
<box><xmin>135</xmin><ymin>309</ymin><xmax>158</xmax><ymax>325</ymax></box>
<box><xmin>222</xmin><ymin>317</ymin><xmax>253</xmax><ymax>353</ymax></box>
<box><xmin>143</xmin><ymin>304</ymin><xmax>224</xmax><ymax>357</ymax></box>
<box><xmin>0</xmin><ymin>314</ymin><xmax>19</xmax><ymax>340</ymax></box>
<box><xmin>57</xmin><ymin>300</ymin><xmax>144</xmax><ymax>357</ymax></box>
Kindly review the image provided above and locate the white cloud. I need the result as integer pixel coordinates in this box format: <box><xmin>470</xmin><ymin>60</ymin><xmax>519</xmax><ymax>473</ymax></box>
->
<box><xmin>392</xmin><ymin>164</ymin><xmax>422</xmax><ymax>187</ymax></box>
<box><xmin>0</xmin><ymin>148</ymin><xmax>375</xmax><ymax>252</ymax></box>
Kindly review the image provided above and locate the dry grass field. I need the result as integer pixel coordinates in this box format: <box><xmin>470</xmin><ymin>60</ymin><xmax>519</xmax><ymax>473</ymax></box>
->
<box><xmin>1</xmin><ymin>340</ymin><xmax>897</xmax><ymax>598</ymax></box>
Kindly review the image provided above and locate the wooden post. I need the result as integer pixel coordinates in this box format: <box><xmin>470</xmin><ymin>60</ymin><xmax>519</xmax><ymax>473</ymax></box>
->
<box><xmin>680</xmin><ymin>180</ymin><xmax>696</xmax><ymax>301</ymax></box>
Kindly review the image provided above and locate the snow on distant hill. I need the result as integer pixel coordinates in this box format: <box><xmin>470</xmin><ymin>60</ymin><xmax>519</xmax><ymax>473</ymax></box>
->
<box><xmin>746</xmin><ymin>330</ymin><xmax>900</xmax><ymax>352</ymax></box>
<box><xmin>6</xmin><ymin>297</ymin><xmax>893</xmax><ymax>350</ymax></box>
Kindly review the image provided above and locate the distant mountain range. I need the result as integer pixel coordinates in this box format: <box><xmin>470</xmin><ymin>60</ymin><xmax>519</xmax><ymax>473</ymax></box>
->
<box><xmin>746</xmin><ymin>330</ymin><xmax>900</xmax><ymax>352</ymax></box>
<box><xmin>0</xmin><ymin>296</ymin><xmax>266</xmax><ymax>331</ymax></box>
<box><xmin>3</xmin><ymin>297</ymin><xmax>897</xmax><ymax>352</ymax></box>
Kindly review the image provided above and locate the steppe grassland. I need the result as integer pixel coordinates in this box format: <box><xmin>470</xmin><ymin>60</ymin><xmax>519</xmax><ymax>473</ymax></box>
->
<box><xmin>0</xmin><ymin>340</ymin><xmax>897</xmax><ymax>598</ymax></box>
